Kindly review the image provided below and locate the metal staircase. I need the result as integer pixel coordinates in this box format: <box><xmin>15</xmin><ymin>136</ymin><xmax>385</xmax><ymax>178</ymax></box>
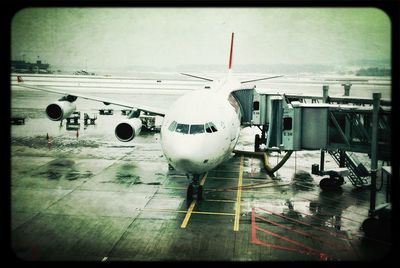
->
<box><xmin>328</xmin><ymin>150</ymin><xmax>370</xmax><ymax>188</ymax></box>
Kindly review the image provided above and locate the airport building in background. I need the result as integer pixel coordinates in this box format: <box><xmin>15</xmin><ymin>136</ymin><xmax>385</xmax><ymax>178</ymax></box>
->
<box><xmin>11</xmin><ymin>57</ymin><xmax>51</xmax><ymax>74</ymax></box>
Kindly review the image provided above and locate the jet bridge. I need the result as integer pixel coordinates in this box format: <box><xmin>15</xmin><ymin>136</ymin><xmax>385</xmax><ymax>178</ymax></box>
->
<box><xmin>233</xmin><ymin>85</ymin><xmax>391</xmax><ymax>189</ymax></box>
<box><xmin>233</xmin><ymin>85</ymin><xmax>392</xmax><ymax>243</ymax></box>
<box><xmin>231</xmin><ymin>88</ymin><xmax>255</xmax><ymax>124</ymax></box>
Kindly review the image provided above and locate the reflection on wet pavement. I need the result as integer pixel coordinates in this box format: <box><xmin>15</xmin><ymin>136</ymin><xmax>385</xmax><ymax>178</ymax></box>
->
<box><xmin>35</xmin><ymin>159</ymin><xmax>93</xmax><ymax>181</ymax></box>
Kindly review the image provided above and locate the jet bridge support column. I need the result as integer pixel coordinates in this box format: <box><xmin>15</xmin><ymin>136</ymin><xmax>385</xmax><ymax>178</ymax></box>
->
<box><xmin>362</xmin><ymin>93</ymin><xmax>390</xmax><ymax>242</ymax></box>
<box><xmin>319</xmin><ymin>85</ymin><xmax>329</xmax><ymax>174</ymax></box>
<box><xmin>261</xmin><ymin>125</ymin><xmax>267</xmax><ymax>147</ymax></box>
<box><xmin>369</xmin><ymin>93</ymin><xmax>380</xmax><ymax>215</ymax></box>
<box><xmin>255</xmin><ymin>124</ymin><xmax>268</xmax><ymax>152</ymax></box>
<box><xmin>319</xmin><ymin>150</ymin><xmax>325</xmax><ymax>172</ymax></box>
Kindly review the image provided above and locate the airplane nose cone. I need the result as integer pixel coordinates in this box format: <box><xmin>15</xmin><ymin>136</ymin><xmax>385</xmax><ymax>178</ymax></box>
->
<box><xmin>169</xmin><ymin>149</ymin><xmax>202</xmax><ymax>171</ymax></box>
<box><xmin>172</xmin><ymin>158</ymin><xmax>201</xmax><ymax>173</ymax></box>
<box><xmin>163</xmin><ymin>137</ymin><xmax>208</xmax><ymax>173</ymax></box>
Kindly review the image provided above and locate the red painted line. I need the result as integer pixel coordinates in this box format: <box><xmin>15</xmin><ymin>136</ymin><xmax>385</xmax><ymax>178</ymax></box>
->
<box><xmin>255</xmin><ymin>226</ymin><xmax>332</xmax><ymax>260</ymax></box>
<box><xmin>257</xmin><ymin>207</ymin><xmax>350</xmax><ymax>240</ymax></box>
<box><xmin>251</xmin><ymin>208</ymin><xmax>332</xmax><ymax>260</ymax></box>
<box><xmin>255</xmin><ymin>237</ymin><xmax>331</xmax><ymax>260</ymax></box>
<box><xmin>263</xmin><ymin>202</ymin><xmax>358</xmax><ymax>231</ymax></box>
<box><xmin>253</xmin><ymin>193</ymin><xmax>367</xmax><ymax>223</ymax></box>
<box><xmin>255</xmin><ymin>214</ymin><xmax>348</xmax><ymax>251</ymax></box>
<box><xmin>255</xmin><ymin>225</ymin><xmax>330</xmax><ymax>257</ymax></box>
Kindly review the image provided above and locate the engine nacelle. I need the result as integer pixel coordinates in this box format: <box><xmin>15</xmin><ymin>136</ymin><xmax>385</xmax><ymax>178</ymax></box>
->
<box><xmin>46</xmin><ymin>101</ymin><xmax>76</xmax><ymax>121</ymax></box>
<box><xmin>115</xmin><ymin>118</ymin><xmax>142</xmax><ymax>142</ymax></box>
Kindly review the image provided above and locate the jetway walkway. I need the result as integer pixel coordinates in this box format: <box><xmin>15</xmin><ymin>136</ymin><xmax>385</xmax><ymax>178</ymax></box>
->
<box><xmin>326</xmin><ymin>107</ymin><xmax>391</xmax><ymax>161</ymax></box>
<box><xmin>232</xmin><ymin>85</ymin><xmax>391</xmax><ymax>188</ymax></box>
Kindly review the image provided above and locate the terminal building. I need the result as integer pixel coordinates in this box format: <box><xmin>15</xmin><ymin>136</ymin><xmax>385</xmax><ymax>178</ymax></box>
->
<box><xmin>11</xmin><ymin>57</ymin><xmax>51</xmax><ymax>74</ymax></box>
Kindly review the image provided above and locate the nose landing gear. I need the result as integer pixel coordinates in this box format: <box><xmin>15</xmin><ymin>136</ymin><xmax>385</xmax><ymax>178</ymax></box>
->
<box><xmin>186</xmin><ymin>174</ymin><xmax>205</xmax><ymax>207</ymax></box>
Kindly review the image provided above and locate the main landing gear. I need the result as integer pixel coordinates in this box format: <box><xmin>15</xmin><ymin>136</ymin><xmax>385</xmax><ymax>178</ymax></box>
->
<box><xmin>186</xmin><ymin>173</ymin><xmax>205</xmax><ymax>207</ymax></box>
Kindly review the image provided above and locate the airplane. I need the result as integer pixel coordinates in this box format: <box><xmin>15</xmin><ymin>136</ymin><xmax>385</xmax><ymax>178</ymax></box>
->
<box><xmin>15</xmin><ymin>33</ymin><xmax>282</xmax><ymax>203</ymax></box>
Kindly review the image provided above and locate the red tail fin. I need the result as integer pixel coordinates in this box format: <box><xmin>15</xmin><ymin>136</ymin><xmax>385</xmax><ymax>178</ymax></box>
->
<box><xmin>17</xmin><ymin>75</ymin><xmax>23</xmax><ymax>83</ymax></box>
<box><xmin>228</xmin><ymin>32</ymin><xmax>234</xmax><ymax>70</ymax></box>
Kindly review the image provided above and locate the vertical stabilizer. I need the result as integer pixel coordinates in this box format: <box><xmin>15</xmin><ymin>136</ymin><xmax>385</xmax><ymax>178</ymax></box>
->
<box><xmin>228</xmin><ymin>32</ymin><xmax>234</xmax><ymax>70</ymax></box>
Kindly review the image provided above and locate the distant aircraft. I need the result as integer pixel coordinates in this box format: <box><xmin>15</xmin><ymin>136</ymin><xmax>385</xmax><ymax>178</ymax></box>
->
<box><xmin>16</xmin><ymin>33</ymin><xmax>282</xmax><ymax>203</ymax></box>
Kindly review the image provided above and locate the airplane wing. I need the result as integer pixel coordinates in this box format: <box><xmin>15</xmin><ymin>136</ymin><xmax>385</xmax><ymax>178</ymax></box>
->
<box><xmin>240</xmin><ymin>75</ymin><xmax>284</xmax><ymax>84</ymax></box>
<box><xmin>16</xmin><ymin>80</ymin><xmax>167</xmax><ymax>116</ymax></box>
<box><xmin>180</xmin><ymin>73</ymin><xmax>214</xmax><ymax>82</ymax></box>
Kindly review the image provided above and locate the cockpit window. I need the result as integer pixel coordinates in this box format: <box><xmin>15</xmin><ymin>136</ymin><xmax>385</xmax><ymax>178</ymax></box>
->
<box><xmin>168</xmin><ymin>121</ymin><xmax>177</xmax><ymax>131</ymax></box>
<box><xmin>205</xmin><ymin>122</ymin><xmax>218</xmax><ymax>133</ymax></box>
<box><xmin>205</xmin><ymin>123</ymin><xmax>212</xmax><ymax>133</ymax></box>
<box><xmin>172</xmin><ymin>122</ymin><xmax>217</xmax><ymax>134</ymax></box>
<box><xmin>190</xmin><ymin>124</ymin><xmax>205</xmax><ymax>134</ymax></box>
<box><xmin>175</xmin><ymin>123</ymin><xmax>189</xmax><ymax>134</ymax></box>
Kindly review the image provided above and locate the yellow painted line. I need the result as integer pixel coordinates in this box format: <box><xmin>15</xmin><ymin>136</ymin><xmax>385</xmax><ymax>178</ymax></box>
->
<box><xmin>192</xmin><ymin>211</ymin><xmax>235</xmax><ymax>216</ymax></box>
<box><xmin>141</xmin><ymin>208</ymin><xmax>188</xmax><ymax>214</ymax></box>
<box><xmin>163</xmin><ymin>186</ymin><xmax>187</xmax><ymax>190</ymax></box>
<box><xmin>142</xmin><ymin>208</ymin><xmax>234</xmax><ymax>217</ymax></box>
<box><xmin>207</xmin><ymin>177</ymin><xmax>265</xmax><ymax>181</ymax></box>
<box><xmin>180</xmin><ymin>174</ymin><xmax>207</xmax><ymax>229</ymax></box>
<box><xmin>181</xmin><ymin>200</ymin><xmax>196</xmax><ymax>228</ymax></box>
<box><xmin>233</xmin><ymin>156</ymin><xmax>244</xmax><ymax>231</ymax></box>
<box><xmin>200</xmin><ymin>173</ymin><xmax>208</xmax><ymax>186</ymax></box>
<box><xmin>204</xmin><ymin>199</ymin><xmax>237</xmax><ymax>203</ymax></box>
<box><xmin>168</xmin><ymin>175</ymin><xmax>187</xmax><ymax>178</ymax></box>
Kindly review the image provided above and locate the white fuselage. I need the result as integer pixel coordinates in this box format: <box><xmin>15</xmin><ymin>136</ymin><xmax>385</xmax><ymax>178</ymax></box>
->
<box><xmin>160</xmin><ymin>75</ymin><xmax>242</xmax><ymax>175</ymax></box>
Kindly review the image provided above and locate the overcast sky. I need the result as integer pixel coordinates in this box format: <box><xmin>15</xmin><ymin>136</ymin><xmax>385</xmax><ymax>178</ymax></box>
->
<box><xmin>11</xmin><ymin>7</ymin><xmax>391</xmax><ymax>70</ymax></box>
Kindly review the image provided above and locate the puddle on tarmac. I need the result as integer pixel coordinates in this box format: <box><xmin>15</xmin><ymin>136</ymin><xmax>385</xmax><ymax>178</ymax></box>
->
<box><xmin>35</xmin><ymin>159</ymin><xmax>93</xmax><ymax>181</ymax></box>
<box><xmin>99</xmin><ymin>163</ymin><xmax>161</xmax><ymax>186</ymax></box>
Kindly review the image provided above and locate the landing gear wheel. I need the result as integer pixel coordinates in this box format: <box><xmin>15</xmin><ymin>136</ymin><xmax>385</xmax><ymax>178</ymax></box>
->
<box><xmin>361</xmin><ymin>217</ymin><xmax>390</xmax><ymax>241</ymax></box>
<box><xmin>362</xmin><ymin>209</ymin><xmax>391</xmax><ymax>241</ymax></box>
<box><xmin>186</xmin><ymin>184</ymin><xmax>194</xmax><ymax>206</ymax></box>
<box><xmin>319</xmin><ymin>177</ymin><xmax>342</xmax><ymax>191</ymax></box>
<box><xmin>361</xmin><ymin>217</ymin><xmax>380</xmax><ymax>238</ymax></box>
<box><xmin>197</xmin><ymin>185</ymin><xmax>203</xmax><ymax>201</ymax></box>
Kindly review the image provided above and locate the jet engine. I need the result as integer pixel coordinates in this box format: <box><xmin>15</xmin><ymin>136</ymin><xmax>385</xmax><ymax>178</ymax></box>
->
<box><xmin>115</xmin><ymin>118</ymin><xmax>142</xmax><ymax>142</ymax></box>
<box><xmin>46</xmin><ymin>101</ymin><xmax>77</xmax><ymax>121</ymax></box>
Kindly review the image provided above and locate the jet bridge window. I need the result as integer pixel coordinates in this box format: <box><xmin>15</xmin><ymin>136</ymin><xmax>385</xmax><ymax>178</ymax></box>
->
<box><xmin>205</xmin><ymin>122</ymin><xmax>218</xmax><ymax>133</ymax></box>
<box><xmin>283</xmin><ymin>117</ymin><xmax>293</xmax><ymax>130</ymax></box>
<box><xmin>168</xmin><ymin>121</ymin><xmax>177</xmax><ymax>131</ymax></box>
<box><xmin>175</xmin><ymin>123</ymin><xmax>189</xmax><ymax>134</ymax></box>
<box><xmin>253</xmin><ymin>101</ymin><xmax>260</xmax><ymax>111</ymax></box>
<box><xmin>190</xmin><ymin>124</ymin><xmax>205</xmax><ymax>134</ymax></box>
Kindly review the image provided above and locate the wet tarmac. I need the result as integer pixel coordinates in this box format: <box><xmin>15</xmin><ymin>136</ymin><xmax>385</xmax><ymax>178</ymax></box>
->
<box><xmin>10</xmin><ymin>74</ymin><xmax>392</xmax><ymax>261</ymax></box>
